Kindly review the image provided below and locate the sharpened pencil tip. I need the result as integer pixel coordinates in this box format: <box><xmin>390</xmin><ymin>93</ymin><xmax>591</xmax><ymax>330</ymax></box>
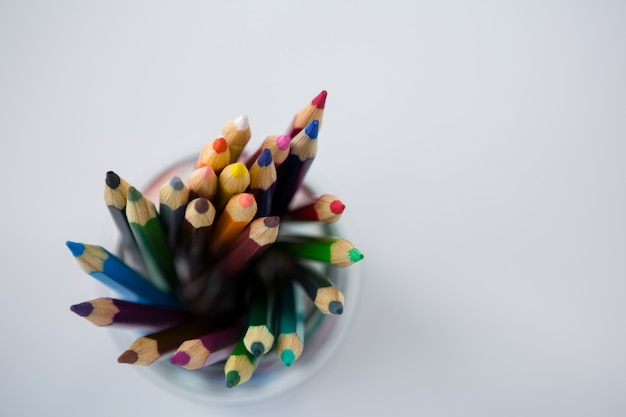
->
<box><xmin>234</xmin><ymin>114</ymin><xmax>249</xmax><ymax>130</ymax></box>
<box><xmin>304</xmin><ymin>120</ymin><xmax>319</xmax><ymax>139</ymax></box>
<box><xmin>117</xmin><ymin>350</ymin><xmax>139</xmax><ymax>364</ymax></box>
<box><xmin>257</xmin><ymin>149</ymin><xmax>273</xmax><ymax>167</ymax></box>
<box><xmin>70</xmin><ymin>301</ymin><xmax>94</xmax><ymax>317</ymax></box>
<box><xmin>330</xmin><ymin>200</ymin><xmax>345</xmax><ymax>214</ymax></box>
<box><xmin>280</xmin><ymin>350</ymin><xmax>295</xmax><ymax>367</ymax></box>
<box><xmin>213</xmin><ymin>137</ymin><xmax>228</xmax><ymax>153</ymax></box>
<box><xmin>225</xmin><ymin>370</ymin><xmax>241</xmax><ymax>388</ymax></box>
<box><xmin>230</xmin><ymin>162</ymin><xmax>248</xmax><ymax>178</ymax></box>
<box><xmin>194</xmin><ymin>198</ymin><xmax>210</xmax><ymax>213</ymax></box>
<box><xmin>250</xmin><ymin>342</ymin><xmax>265</xmax><ymax>357</ymax></box>
<box><xmin>65</xmin><ymin>241</ymin><xmax>85</xmax><ymax>257</ymax></box>
<box><xmin>171</xmin><ymin>351</ymin><xmax>191</xmax><ymax>366</ymax></box>
<box><xmin>348</xmin><ymin>248</ymin><xmax>364</xmax><ymax>263</ymax></box>
<box><xmin>328</xmin><ymin>301</ymin><xmax>344</xmax><ymax>315</ymax></box>
<box><xmin>105</xmin><ymin>171</ymin><xmax>121</xmax><ymax>188</ymax></box>
<box><xmin>311</xmin><ymin>90</ymin><xmax>327</xmax><ymax>109</ymax></box>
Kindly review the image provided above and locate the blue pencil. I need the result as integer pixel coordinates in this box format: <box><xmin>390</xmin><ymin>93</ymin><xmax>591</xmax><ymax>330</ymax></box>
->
<box><xmin>249</xmin><ymin>148</ymin><xmax>277</xmax><ymax>218</ymax></box>
<box><xmin>66</xmin><ymin>241</ymin><xmax>181</xmax><ymax>309</ymax></box>
<box><xmin>272</xmin><ymin>120</ymin><xmax>319</xmax><ymax>216</ymax></box>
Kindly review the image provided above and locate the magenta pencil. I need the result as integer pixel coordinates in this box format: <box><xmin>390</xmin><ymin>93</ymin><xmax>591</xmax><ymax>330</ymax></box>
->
<box><xmin>170</xmin><ymin>324</ymin><xmax>242</xmax><ymax>370</ymax></box>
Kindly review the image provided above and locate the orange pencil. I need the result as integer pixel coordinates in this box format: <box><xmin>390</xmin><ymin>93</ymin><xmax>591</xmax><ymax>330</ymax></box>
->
<box><xmin>208</xmin><ymin>193</ymin><xmax>257</xmax><ymax>256</ymax></box>
<box><xmin>195</xmin><ymin>137</ymin><xmax>231</xmax><ymax>174</ymax></box>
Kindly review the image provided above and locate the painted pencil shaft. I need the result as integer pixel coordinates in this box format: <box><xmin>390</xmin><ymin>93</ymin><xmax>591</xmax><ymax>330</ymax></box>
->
<box><xmin>70</xmin><ymin>297</ymin><xmax>189</xmax><ymax>327</ymax></box>
<box><xmin>159</xmin><ymin>176</ymin><xmax>189</xmax><ymax>252</ymax></box>
<box><xmin>126</xmin><ymin>187</ymin><xmax>179</xmax><ymax>293</ymax></box>
<box><xmin>66</xmin><ymin>241</ymin><xmax>180</xmax><ymax>308</ymax></box>
<box><xmin>180</xmin><ymin>197</ymin><xmax>216</xmax><ymax>268</ymax></box>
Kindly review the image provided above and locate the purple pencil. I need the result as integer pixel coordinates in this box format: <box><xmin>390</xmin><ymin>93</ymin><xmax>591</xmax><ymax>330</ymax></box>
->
<box><xmin>70</xmin><ymin>298</ymin><xmax>190</xmax><ymax>328</ymax></box>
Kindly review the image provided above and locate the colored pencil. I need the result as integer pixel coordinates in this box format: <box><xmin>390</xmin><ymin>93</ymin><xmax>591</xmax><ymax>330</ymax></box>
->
<box><xmin>272</xmin><ymin>120</ymin><xmax>319</xmax><ymax>216</ymax></box>
<box><xmin>292</xmin><ymin>264</ymin><xmax>344</xmax><ymax>315</ymax></box>
<box><xmin>286</xmin><ymin>90</ymin><xmax>327</xmax><ymax>138</ymax></box>
<box><xmin>221</xmin><ymin>114</ymin><xmax>251</xmax><ymax>163</ymax></box>
<box><xmin>285</xmin><ymin>194</ymin><xmax>345</xmax><ymax>223</ymax></box>
<box><xmin>170</xmin><ymin>324</ymin><xmax>241</xmax><ymax>370</ymax></box>
<box><xmin>213</xmin><ymin>162</ymin><xmax>250</xmax><ymax>212</ymax></box>
<box><xmin>159</xmin><ymin>176</ymin><xmax>189</xmax><ymax>252</ymax></box>
<box><xmin>70</xmin><ymin>297</ymin><xmax>189</xmax><ymax>327</ymax></box>
<box><xmin>117</xmin><ymin>314</ymin><xmax>234</xmax><ymax>366</ymax></box>
<box><xmin>103</xmin><ymin>171</ymin><xmax>142</xmax><ymax>264</ymax></box>
<box><xmin>126</xmin><ymin>187</ymin><xmax>179</xmax><ymax>293</ymax></box>
<box><xmin>188</xmin><ymin>165</ymin><xmax>218</xmax><ymax>201</ymax></box>
<box><xmin>224</xmin><ymin>338</ymin><xmax>261</xmax><ymax>388</ymax></box>
<box><xmin>274</xmin><ymin>236</ymin><xmax>364</xmax><ymax>267</ymax></box>
<box><xmin>243</xmin><ymin>281</ymin><xmax>275</xmax><ymax>357</ymax></box>
<box><xmin>207</xmin><ymin>193</ymin><xmax>257</xmax><ymax>256</ymax></box>
<box><xmin>245</xmin><ymin>134</ymin><xmax>291</xmax><ymax>168</ymax></box>
<box><xmin>180</xmin><ymin>197</ymin><xmax>216</xmax><ymax>270</ymax></box>
<box><xmin>249</xmin><ymin>149</ymin><xmax>277</xmax><ymax>218</ymax></box>
<box><xmin>65</xmin><ymin>241</ymin><xmax>180</xmax><ymax>308</ymax></box>
<box><xmin>196</xmin><ymin>137</ymin><xmax>231</xmax><ymax>174</ymax></box>
<box><xmin>275</xmin><ymin>279</ymin><xmax>305</xmax><ymax>367</ymax></box>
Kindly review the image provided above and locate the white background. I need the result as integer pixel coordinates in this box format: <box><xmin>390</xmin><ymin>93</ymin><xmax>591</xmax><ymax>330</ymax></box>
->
<box><xmin>1</xmin><ymin>1</ymin><xmax>625</xmax><ymax>416</ymax></box>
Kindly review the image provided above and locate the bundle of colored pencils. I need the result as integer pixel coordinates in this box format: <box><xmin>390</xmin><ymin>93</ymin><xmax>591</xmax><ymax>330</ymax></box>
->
<box><xmin>68</xmin><ymin>91</ymin><xmax>364</xmax><ymax>388</ymax></box>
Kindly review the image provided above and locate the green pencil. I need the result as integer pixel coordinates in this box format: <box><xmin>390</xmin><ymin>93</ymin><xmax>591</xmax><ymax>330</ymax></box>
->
<box><xmin>242</xmin><ymin>282</ymin><xmax>275</xmax><ymax>357</ymax></box>
<box><xmin>126</xmin><ymin>186</ymin><xmax>178</xmax><ymax>293</ymax></box>
<box><xmin>224</xmin><ymin>338</ymin><xmax>261</xmax><ymax>388</ymax></box>
<box><xmin>274</xmin><ymin>236</ymin><xmax>364</xmax><ymax>267</ymax></box>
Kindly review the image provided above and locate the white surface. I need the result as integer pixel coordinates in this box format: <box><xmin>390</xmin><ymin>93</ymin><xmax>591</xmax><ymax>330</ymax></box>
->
<box><xmin>1</xmin><ymin>1</ymin><xmax>625</xmax><ymax>416</ymax></box>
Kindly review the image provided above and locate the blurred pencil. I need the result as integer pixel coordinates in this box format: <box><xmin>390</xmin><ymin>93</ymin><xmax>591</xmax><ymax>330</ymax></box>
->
<box><xmin>221</xmin><ymin>114</ymin><xmax>251</xmax><ymax>163</ymax></box>
<box><xmin>245</xmin><ymin>134</ymin><xmax>291</xmax><ymax>168</ymax></box>
<box><xmin>213</xmin><ymin>162</ymin><xmax>250</xmax><ymax>212</ymax></box>
<box><xmin>188</xmin><ymin>165</ymin><xmax>218</xmax><ymax>201</ymax></box>
<box><xmin>275</xmin><ymin>279</ymin><xmax>305</xmax><ymax>367</ymax></box>
<box><xmin>243</xmin><ymin>281</ymin><xmax>275</xmax><ymax>356</ymax></box>
<box><xmin>170</xmin><ymin>324</ymin><xmax>241</xmax><ymax>370</ymax></box>
<box><xmin>292</xmin><ymin>263</ymin><xmax>344</xmax><ymax>315</ymax></box>
<box><xmin>274</xmin><ymin>236</ymin><xmax>364</xmax><ymax>267</ymax></box>
<box><xmin>126</xmin><ymin>187</ymin><xmax>178</xmax><ymax>293</ymax></box>
<box><xmin>117</xmin><ymin>314</ymin><xmax>233</xmax><ymax>366</ymax></box>
<box><xmin>249</xmin><ymin>149</ymin><xmax>277</xmax><ymax>218</ymax></box>
<box><xmin>273</xmin><ymin>120</ymin><xmax>319</xmax><ymax>216</ymax></box>
<box><xmin>65</xmin><ymin>241</ymin><xmax>180</xmax><ymax>308</ymax></box>
<box><xmin>180</xmin><ymin>197</ymin><xmax>216</xmax><ymax>270</ymax></box>
<box><xmin>159</xmin><ymin>176</ymin><xmax>189</xmax><ymax>252</ymax></box>
<box><xmin>285</xmin><ymin>194</ymin><xmax>345</xmax><ymax>223</ymax></box>
<box><xmin>286</xmin><ymin>90</ymin><xmax>327</xmax><ymax>138</ymax></box>
<box><xmin>208</xmin><ymin>193</ymin><xmax>257</xmax><ymax>256</ymax></box>
<box><xmin>224</xmin><ymin>338</ymin><xmax>261</xmax><ymax>388</ymax></box>
<box><xmin>70</xmin><ymin>297</ymin><xmax>189</xmax><ymax>328</ymax></box>
<box><xmin>195</xmin><ymin>137</ymin><xmax>231</xmax><ymax>174</ymax></box>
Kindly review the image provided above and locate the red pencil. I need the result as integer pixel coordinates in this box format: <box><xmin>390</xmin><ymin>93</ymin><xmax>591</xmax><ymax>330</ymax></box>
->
<box><xmin>286</xmin><ymin>90</ymin><xmax>327</xmax><ymax>138</ymax></box>
<box><xmin>285</xmin><ymin>194</ymin><xmax>345</xmax><ymax>223</ymax></box>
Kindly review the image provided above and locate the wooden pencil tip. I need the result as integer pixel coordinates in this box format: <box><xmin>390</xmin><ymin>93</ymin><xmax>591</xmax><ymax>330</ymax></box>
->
<box><xmin>70</xmin><ymin>301</ymin><xmax>93</xmax><ymax>317</ymax></box>
<box><xmin>105</xmin><ymin>171</ymin><xmax>121</xmax><ymax>188</ymax></box>
<box><xmin>117</xmin><ymin>350</ymin><xmax>139</xmax><ymax>364</ymax></box>
<box><xmin>65</xmin><ymin>241</ymin><xmax>84</xmax><ymax>257</ymax></box>
<box><xmin>328</xmin><ymin>301</ymin><xmax>344</xmax><ymax>315</ymax></box>
<box><xmin>311</xmin><ymin>90</ymin><xmax>327</xmax><ymax>109</ymax></box>
<box><xmin>171</xmin><ymin>351</ymin><xmax>191</xmax><ymax>366</ymax></box>
<box><xmin>225</xmin><ymin>370</ymin><xmax>241</xmax><ymax>388</ymax></box>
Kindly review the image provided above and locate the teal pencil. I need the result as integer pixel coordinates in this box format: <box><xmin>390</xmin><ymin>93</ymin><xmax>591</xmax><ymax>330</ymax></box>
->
<box><xmin>243</xmin><ymin>281</ymin><xmax>275</xmax><ymax>357</ymax></box>
<box><xmin>274</xmin><ymin>279</ymin><xmax>305</xmax><ymax>367</ymax></box>
<box><xmin>126</xmin><ymin>187</ymin><xmax>179</xmax><ymax>294</ymax></box>
<box><xmin>65</xmin><ymin>241</ymin><xmax>181</xmax><ymax>308</ymax></box>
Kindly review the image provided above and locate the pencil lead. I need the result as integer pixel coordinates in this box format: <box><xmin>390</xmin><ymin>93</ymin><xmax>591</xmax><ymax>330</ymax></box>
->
<box><xmin>311</xmin><ymin>90</ymin><xmax>327</xmax><ymax>109</ymax></box>
<box><xmin>169</xmin><ymin>176</ymin><xmax>184</xmax><ymax>190</ymax></box>
<box><xmin>213</xmin><ymin>137</ymin><xmax>228</xmax><ymax>153</ymax></box>
<box><xmin>276</xmin><ymin>135</ymin><xmax>291</xmax><ymax>150</ymax></box>
<box><xmin>170</xmin><ymin>351</ymin><xmax>191</xmax><ymax>366</ymax></box>
<box><xmin>194</xmin><ymin>198</ymin><xmax>210</xmax><ymax>213</ymax></box>
<box><xmin>330</xmin><ymin>199</ymin><xmax>345</xmax><ymax>214</ymax></box>
<box><xmin>127</xmin><ymin>186</ymin><xmax>142</xmax><ymax>202</ymax></box>
<box><xmin>117</xmin><ymin>349</ymin><xmax>139</xmax><ymax>364</ymax></box>
<box><xmin>225</xmin><ymin>370</ymin><xmax>241</xmax><ymax>388</ymax></box>
<box><xmin>348</xmin><ymin>248</ymin><xmax>364</xmax><ymax>263</ymax></box>
<box><xmin>328</xmin><ymin>301</ymin><xmax>344</xmax><ymax>315</ymax></box>
<box><xmin>280</xmin><ymin>349</ymin><xmax>295</xmax><ymax>367</ymax></box>
<box><xmin>257</xmin><ymin>149</ymin><xmax>273</xmax><ymax>167</ymax></box>
<box><xmin>70</xmin><ymin>301</ymin><xmax>94</xmax><ymax>317</ymax></box>
<box><xmin>250</xmin><ymin>342</ymin><xmax>265</xmax><ymax>357</ymax></box>
<box><xmin>105</xmin><ymin>171</ymin><xmax>121</xmax><ymax>188</ymax></box>
<box><xmin>234</xmin><ymin>114</ymin><xmax>249</xmax><ymax>131</ymax></box>
<box><xmin>66</xmin><ymin>241</ymin><xmax>85</xmax><ymax>257</ymax></box>
<box><xmin>304</xmin><ymin>120</ymin><xmax>319</xmax><ymax>139</ymax></box>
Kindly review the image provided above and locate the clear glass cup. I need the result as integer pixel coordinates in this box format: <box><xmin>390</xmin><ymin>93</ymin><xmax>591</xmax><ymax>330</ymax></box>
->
<box><xmin>106</xmin><ymin>156</ymin><xmax>362</xmax><ymax>405</ymax></box>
